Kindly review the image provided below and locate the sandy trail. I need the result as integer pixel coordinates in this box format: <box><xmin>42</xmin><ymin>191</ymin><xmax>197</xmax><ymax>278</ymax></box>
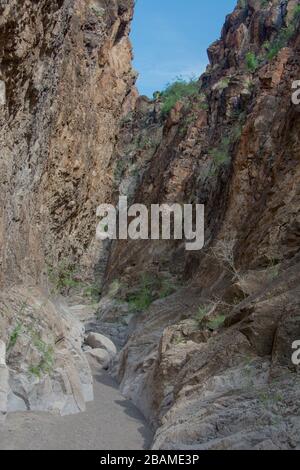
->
<box><xmin>0</xmin><ymin>368</ymin><xmax>152</xmax><ymax>450</ymax></box>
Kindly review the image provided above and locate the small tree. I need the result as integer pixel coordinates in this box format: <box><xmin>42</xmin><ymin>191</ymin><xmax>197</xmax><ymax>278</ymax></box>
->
<box><xmin>212</xmin><ymin>239</ymin><xmax>238</xmax><ymax>277</ymax></box>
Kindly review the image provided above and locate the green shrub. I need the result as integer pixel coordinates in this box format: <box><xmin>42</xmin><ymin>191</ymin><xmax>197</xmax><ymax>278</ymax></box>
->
<box><xmin>267</xmin><ymin>257</ymin><xmax>280</xmax><ymax>280</ymax></box>
<box><xmin>238</xmin><ymin>0</ymin><xmax>247</xmax><ymax>9</ymax></box>
<box><xmin>230</xmin><ymin>123</ymin><xmax>243</xmax><ymax>142</ymax></box>
<box><xmin>159</xmin><ymin>278</ymin><xmax>176</xmax><ymax>299</ymax></box>
<box><xmin>209</xmin><ymin>137</ymin><xmax>231</xmax><ymax>168</ymax></box>
<box><xmin>83</xmin><ymin>284</ymin><xmax>100</xmax><ymax>302</ymax></box>
<box><xmin>207</xmin><ymin>315</ymin><xmax>226</xmax><ymax>331</ymax></box>
<box><xmin>160</xmin><ymin>78</ymin><xmax>199</xmax><ymax>116</ymax></box>
<box><xmin>260</xmin><ymin>0</ymin><xmax>269</xmax><ymax>8</ymax></box>
<box><xmin>195</xmin><ymin>306</ymin><xmax>210</xmax><ymax>326</ymax></box>
<box><xmin>91</xmin><ymin>5</ymin><xmax>104</xmax><ymax>18</ymax></box>
<box><xmin>264</xmin><ymin>6</ymin><xmax>300</xmax><ymax>60</ymax></box>
<box><xmin>29</xmin><ymin>334</ymin><xmax>54</xmax><ymax>378</ymax></box>
<box><xmin>128</xmin><ymin>274</ymin><xmax>154</xmax><ymax>312</ymax></box>
<box><xmin>200</xmin><ymin>101</ymin><xmax>209</xmax><ymax>111</ymax></box>
<box><xmin>137</xmin><ymin>136</ymin><xmax>155</xmax><ymax>150</ymax></box>
<box><xmin>108</xmin><ymin>279</ymin><xmax>122</xmax><ymax>298</ymax></box>
<box><xmin>7</xmin><ymin>324</ymin><xmax>23</xmax><ymax>351</ymax></box>
<box><xmin>208</xmin><ymin>121</ymin><xmax>244</xmax><ymax>176</ymax></box>
<box><xmin>47</xmin><ymin>261</ymin><xmax>99</xmax><ymax>301</ymax></box>
<box><xmin>114</xmin><ymin>158</ymin><xmax>127</xmax><ymax>183</ymax></box>
<box><xmin>265</xmin><ymin>25</ymin><xmax>294</xmax><ymax>59</ymax></box>
<box><xmin>127</xmin><ymin>274</ymin><xmax>176</xmax><ymax>312</ymax></box>
<box><xmin>153</xmin><ymin>91</ymin><xmax>161</xmax><ymax>100</ymax></box>
<box><xmin>7</xmin><ymin>302</ymin><xmax>28</xmax><ymax>353</ymax></box>
<box><xmin>293</xmin><ymin>4</ymin><xmax>300</xmax><ymax>22</ymax></box>
<box><xmin>246</xmin><ymin>52</ymin><xmax>259</xmax><ymax>72</ymax></box>
<box><xmin>194</xmin><ymin>306</ymin><xmax>226</xmax><ymax>331</ymax></box>
<box><xmin>47</xmin><ymin>261</ymin><xmax>80</xmax><ymax>294</ymax></box>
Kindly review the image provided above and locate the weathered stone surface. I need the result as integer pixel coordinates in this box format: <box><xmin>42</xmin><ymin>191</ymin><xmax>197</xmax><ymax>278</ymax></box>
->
<box><xmin>1</xmin><ymin>286</ymin><xmax>94</xmax><ymax>415</ymax></box>
<box><xmin>101</xmin><ymin>0</ymin><xmax>300</xmax><ymax>450</ymax></box>
<box><xmin>0</xmin><ymin>0</ymin><xmax>135</xmax><ymax>286</ymax></box>
<box><xmin>85</xmin><ymin>349</ymin><xmax>110</xmax><ymax>369</ymax></box>
<box><xmin>0</xmin><ymin>0</ymin><xmax>134</xmax><ymax>416</ymax></box>
<box><xmin>86</xmin><ymin>333</ymin><xmax>117</xmax><ymax>358</ymax></box>
<box><xmin>0</xmin><ymin>341</ymin><xmax>9</xmax><ymax>424</ymax></box>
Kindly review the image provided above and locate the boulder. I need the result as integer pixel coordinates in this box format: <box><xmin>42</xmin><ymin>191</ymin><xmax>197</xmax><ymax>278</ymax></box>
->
<box><xmin>85</xmin><ymin>349</ymin><xmax>110</xmax><ymax>369</ymax></box>
<box><xmin>86</xmin><ymin>333</ymin><xmax>117</xmax><ymax>357</ymax></box>
<box><xmin>0</xmin><ymin>287</ymin><xmax>94</xmax><ymax>416</ymax></box>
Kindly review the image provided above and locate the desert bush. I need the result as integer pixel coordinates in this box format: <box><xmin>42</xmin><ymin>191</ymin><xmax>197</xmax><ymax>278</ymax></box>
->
<box><xmin>207</xmin><ymin>315</ymin><xmax>226</xmax><ymax>331</ymax></box>
<box><xmin>195</xmin><ymin>305</ymin><xmax>212</xmax><ymax>326</ymax></box>
<box><xmin>47</xmin><ymin>261</ymin><xmax>99</xmax><ymax>300</ymax></box>
<box><xmin>47</xmin><ymin>261</ymin><xmax>80</xmax><ymax>293</ymax></box>
<box><xmin>209</xmin><ymin>137</ymin><xmax>231</xmax><ymax>169</ymax></box>
<box><xmin>264</xmin><ymin>5</ymin><xmax>300</xmax><ymax>60</ymax></box>
<box><xmin>29</xmin><ymin>333</ymin><xmax>54</xmax><ymax>378</ymax></box>
<box><xmin>208</xmin><ymin>121</ymin><xmax>244</xmax><ymax>176</ymax></box>
<box><xmin>127</xmin><ymin>273</ymin><xmax>177</xmax><ymax>312</ymax></box>
<box><xmin>246</xmin><ymin>52</ymin><xmax>259</xmax><ymax>71</ymax></box>
<box><xmin>160</xmin><ymin>78</ymin><xmax>199</xmax><ymax>116</ymax></box>
<box><xmin>7</xmin><ymin>323</ymin><xmax>23</xmax><ymax>352</ymax></box>
<box><xmin>195</xmin><ymin>303</ymin><xmax>226</xmax><ymax>331</ymax></box>
<box><xmin>128</xmin><ymin>274</ymin><xmax>154</xmax><ymax>312</ymax></box>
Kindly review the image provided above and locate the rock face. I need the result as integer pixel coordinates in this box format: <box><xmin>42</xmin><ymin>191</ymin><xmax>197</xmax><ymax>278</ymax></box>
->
<box><xmin>0</xmin><ymin>0</ymin><xmax>135</xmax><ymax>286</ymax></box>
<box><xmin>0</xmin><ymin>341</ymin><xmax>9</xmax><ymax>424</ymax></box>
<box><xmin>85</xmin><ymin>348</ymin><xmax>110</xmax><ymax>369</ymax></box>
<box><xmin>0</xmin><ymin>0</ymin><xmax>135</xmax><ymax>415</ymax></box>
<box><xmin>101</xmin><ymin>0</ymin><xmax>300</xmax><ymax>450</ymax></box>
<box><xmin>1</xmin><ymin>286</ymin><xmax>94</xmax><ymax>415</ymax></box>
<box><xmin>86</xmin><ymin>332</ymin><xmax>117</xmax><ymax>357</ymax></box>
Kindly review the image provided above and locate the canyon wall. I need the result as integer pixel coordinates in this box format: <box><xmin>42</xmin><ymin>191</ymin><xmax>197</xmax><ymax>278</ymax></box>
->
<box><xmin>0</xmin><ymin>0</ymin><xmax>135</xmax><ymax>417</ymax></box>
<box><xmin>0</xmin><ymin>0</ymin><xmax>136</xmax><ymax>286</ymax></box>
<box><xmin>98</xmin><ymin>0</ymin><xmax>300</xmax><ymax>449</ymax></box>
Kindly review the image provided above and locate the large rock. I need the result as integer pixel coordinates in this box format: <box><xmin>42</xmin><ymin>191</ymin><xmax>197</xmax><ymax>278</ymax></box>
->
<box><xmin>85</xmin><ymin>349</ymin><xmax>110</xmax><ymax>369</ymax></box>
<box><xmin>0</xmin><ymin>287</ymin><xmax>94</xmax><ymax>416</ymax></box>
<box><xmin>86</xmin><ymin>333</ymin><xmax>117</xmax><ymax>358</ymax></box>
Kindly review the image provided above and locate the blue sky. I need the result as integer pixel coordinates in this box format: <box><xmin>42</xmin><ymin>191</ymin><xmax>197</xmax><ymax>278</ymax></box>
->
<box><xmin>130</xmin><ymin>0</ymin><xmax>237</xmax><ymax>97</ymax></box>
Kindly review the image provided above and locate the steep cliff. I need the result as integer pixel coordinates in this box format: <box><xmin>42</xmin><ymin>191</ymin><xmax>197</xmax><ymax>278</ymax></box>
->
<box><xmin>98</xmin><ymin>0</ymin><xmax>300</xmax><ymax>449</ymax></box>
<box><xmin>0</xmin><ymin>0</ymin><xmax>135</xmax><ymax>417</ymax></box>
<box><xmin>0</xmin><ymin>0</ymin><xmax>136</xmax><ymax>285</ymax></box>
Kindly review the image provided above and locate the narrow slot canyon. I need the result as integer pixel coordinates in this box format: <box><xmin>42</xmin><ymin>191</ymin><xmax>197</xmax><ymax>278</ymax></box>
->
<box><xmin>0</xmin><ymin>0</ymin><xmax>300</xmax><ymax>451</ymax></box>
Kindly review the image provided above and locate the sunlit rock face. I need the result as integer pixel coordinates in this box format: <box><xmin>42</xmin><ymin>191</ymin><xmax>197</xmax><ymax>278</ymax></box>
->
<box><xmin>0</xmin><ymin>0</ymin><xmax>136</xmax><ymax>287</ymax></box>
<box><xmin>0</xmin><ymin>0</ymin><xmax>136</xmax><ymax>414</ymax></box>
